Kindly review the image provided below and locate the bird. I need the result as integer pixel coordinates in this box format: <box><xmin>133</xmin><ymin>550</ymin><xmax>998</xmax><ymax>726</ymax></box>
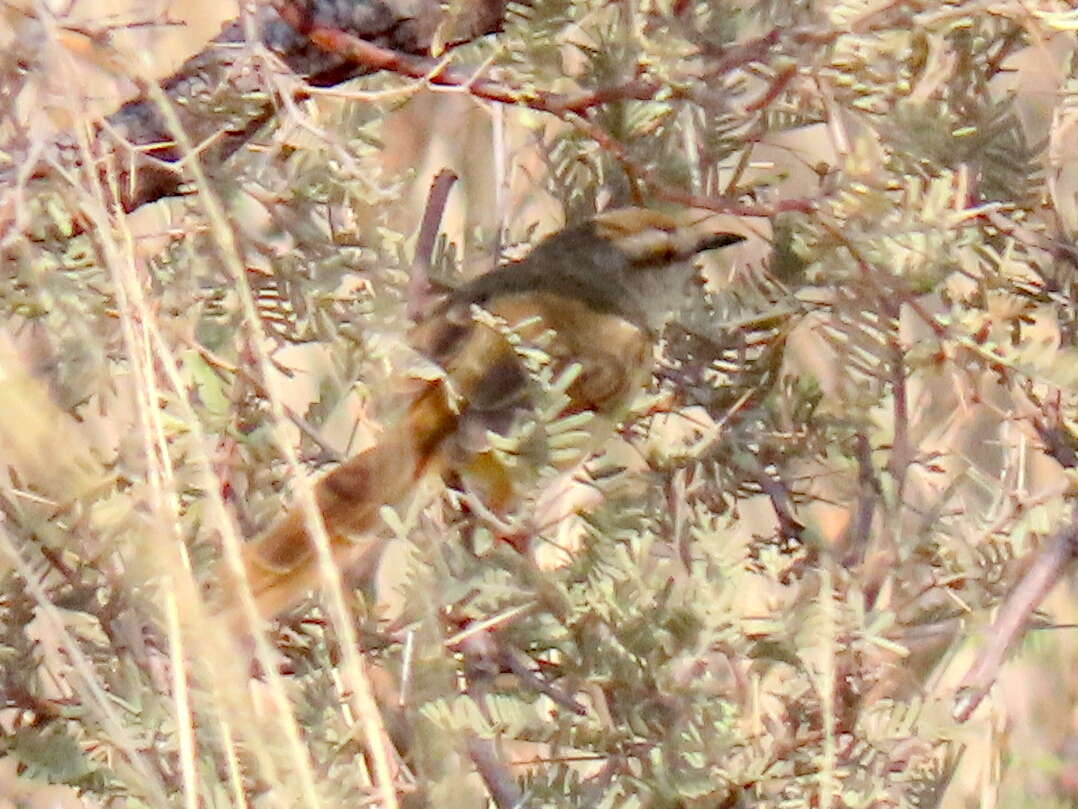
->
<box><xmin>223</xmin><ymin>206</ymin><xmax>745</xmax><ymax>619</ymax></box>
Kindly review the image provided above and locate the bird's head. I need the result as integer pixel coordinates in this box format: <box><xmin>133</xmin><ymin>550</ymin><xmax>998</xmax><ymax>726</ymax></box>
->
<box><xmin>586</xmin><ymin>206</ymin><xmax>745</xmax><ymax>330</ymax></box>
<box><xmin>458</xmin><ymin>206</ymin><xmax>745</xmax><ymax>332</ymax></box>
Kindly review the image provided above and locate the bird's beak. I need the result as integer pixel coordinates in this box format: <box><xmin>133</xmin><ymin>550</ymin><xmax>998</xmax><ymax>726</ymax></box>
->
<box><xmin>670</xmin><ymin>211</ymin><xmax>746</xmax><ymax>261</ymax></box>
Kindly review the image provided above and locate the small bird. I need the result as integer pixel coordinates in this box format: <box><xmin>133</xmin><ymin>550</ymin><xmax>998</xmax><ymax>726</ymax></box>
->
<box><xmin>226</xmin><ymin>207</ymin><xmax>744</xmax><ymax>618</ymax></box>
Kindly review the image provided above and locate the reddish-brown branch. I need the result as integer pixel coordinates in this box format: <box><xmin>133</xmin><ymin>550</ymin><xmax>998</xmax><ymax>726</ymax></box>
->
<box><xmin>408</xmin><ymin>168</ymin><xmax>458</xmax><ymax>320</ymax></box>
<box><xmin>300</xmin><ymin>26</ymin><xmax>819</xmax><ymax>218</ymax></box>
<box><xmin>1</xmin><ymin>0</ymin><xmax>507</xmax><ymax>225</ymax></box>
<box><xmin>305</xmin><ymin>25</ymin><xmax>662</xmax><ymax>116</ymax></box>
<box><xmin>745</xmin><ymin>63</ymin><xmax>799</xmax><ymax>113</ymax></box>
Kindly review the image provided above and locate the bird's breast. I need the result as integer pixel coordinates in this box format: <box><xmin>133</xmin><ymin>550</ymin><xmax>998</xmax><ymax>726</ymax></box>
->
<box><xmin>405</xmin><ymin>289</ymin><xmax>654</xmax><ymax>508</ymax></box>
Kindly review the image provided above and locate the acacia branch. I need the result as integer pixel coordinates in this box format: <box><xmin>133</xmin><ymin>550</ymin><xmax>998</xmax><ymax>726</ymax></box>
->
<box><xmin>301</xmin><ymin>24</ymin><xmax>819</xmax><ymax>217</ymax></box>
<box><xmin>954</xmin><ymin>393</ymin><xmax>1078</xmax><ymax>722</ymax></box>
<box><xmin>303</xmin><ymin>22</ymin><xmax>662</xmax><ymax>115</ymax></box>
<box><xmin>0</xmin><ymin>0</ymin><xmax>506</xmax><ymax>227</ymax></box>
<box><xmin>4</xmin><ymin>2</ymin><xmax>826</xmax><ymax>231</ymax></box>
<box><xmin>954</xmin><ymin>512</ymin><xmax>1078</xmax><ymax>721</ymax></box>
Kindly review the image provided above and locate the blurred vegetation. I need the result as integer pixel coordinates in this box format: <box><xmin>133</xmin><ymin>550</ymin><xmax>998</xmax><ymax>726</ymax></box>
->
<box><xmin>0</xmin><ymin>1</ymin><xmax>1077</xmax><ymax>808</ymax></box>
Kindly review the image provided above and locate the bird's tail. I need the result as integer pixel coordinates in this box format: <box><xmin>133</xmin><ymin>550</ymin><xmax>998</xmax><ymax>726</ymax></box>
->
<box><xmin>221</xmin><ymin>381</ymin><xmax>457</xmax><ymax>620</ymax></box>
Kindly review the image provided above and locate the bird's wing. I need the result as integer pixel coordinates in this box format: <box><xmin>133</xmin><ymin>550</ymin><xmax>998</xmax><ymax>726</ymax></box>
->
<box><xmin>225</xmin><ymin>290</ymin><xmax>651</xmax><ymax>620</ymax></box>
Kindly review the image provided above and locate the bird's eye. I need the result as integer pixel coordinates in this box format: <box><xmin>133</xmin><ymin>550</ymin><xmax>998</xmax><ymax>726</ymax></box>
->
<box><xmin>636</xmin><ymin>235</ymin><xmax>681</xmax><ymax>266</ymax></box>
